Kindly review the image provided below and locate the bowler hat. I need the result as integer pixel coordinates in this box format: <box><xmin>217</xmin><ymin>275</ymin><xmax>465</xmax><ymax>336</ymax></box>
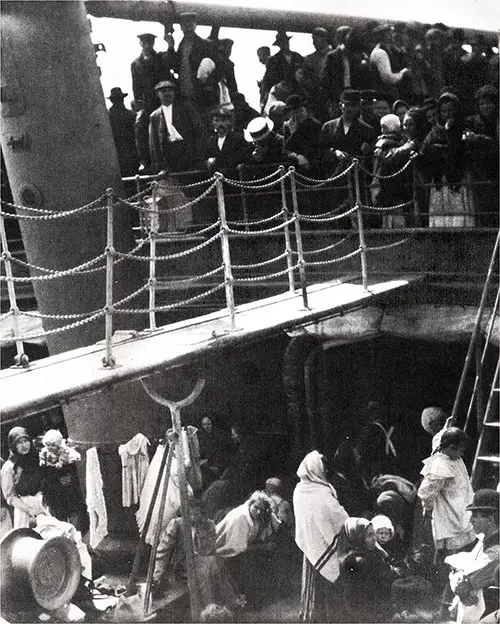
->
<box><xmin>285</xmin><ymin>94</ymin><xmax>307</xmax><ymax>111</ymax></box>
<box><xmin>244</xmin><ymin>116</ymin><xmax>274</xmax><ymax>142</ymax></box>
<box><xmin>155</xmin><ymin>79</ymin><xmax>177</xmax><ymax>91</ymax></box>
<box><xmin>466</xmin><ymin>489</ymin><xmax>499</xmax><ymax>512</ymax></box>
<box><xmin>273</xmin><ymin>30</ymin><xmax>292</xmax><ymax>46</ymax></box>
<box><xmin>107</xmin><ymin>87</ymin><xmax>128</xmax><ymax>100</ymax></box>
<box><xmin>137</xmin><ymin>33</ymin><xmax>156</xmax><ymax>41</ymax></box>
<box><xmin>340</xmin><ymin>89</ymin><xmax>360</xmax><ymax>104</ymax></box>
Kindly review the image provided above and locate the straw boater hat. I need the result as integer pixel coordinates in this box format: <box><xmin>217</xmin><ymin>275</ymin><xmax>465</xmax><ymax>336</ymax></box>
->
<box><xmin>244</xmin><ymin>116</ymin><xmax>274</xmax><ymax>142</ymax></box>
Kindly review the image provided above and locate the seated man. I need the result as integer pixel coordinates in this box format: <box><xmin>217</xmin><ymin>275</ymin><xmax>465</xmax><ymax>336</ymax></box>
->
<box><xmin>152</xmin><ymin>498</ymin><xmax>244</xmax><ymax>611</ymax></box>
<box><xmin>447</xmin><ymin>489</ymin><xmax>500</xmax><ymax>623</ymax></box>
<box><xmin>149</xmin><ymin>78</ymin><xmax>204</xmax><ymax>174</ymax></box>
<box><xmin>203</xmin><ymin>107</ymin><xmax>252</xmax><ymax>173</ymax></box>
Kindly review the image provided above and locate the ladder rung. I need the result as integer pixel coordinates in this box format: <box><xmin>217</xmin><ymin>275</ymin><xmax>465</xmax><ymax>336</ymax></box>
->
<box><xmin>492</xmin><ymin>388</ymin><xmax>499</xmax><ymax>392</ymax></box>
<box><xmin>484</xmin><ymin>422</ymin><xmax>500</xmax><ymax>427</ymax></box>
<box><xmin>477</xmin><ymin>455</ymin><xmax>500</xmax><ymax>464</ymax></box>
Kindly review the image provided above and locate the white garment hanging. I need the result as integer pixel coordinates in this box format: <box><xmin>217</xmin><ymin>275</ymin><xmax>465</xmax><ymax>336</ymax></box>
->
<box><xmin>85</xmin><ymin>447</ymin><xmax>108</xmax><ymax>549</ymax></box>
<box><xmin>118</xmin><ymin>433</ymin><xmax>150</xmax><ymax>507</ymax></box>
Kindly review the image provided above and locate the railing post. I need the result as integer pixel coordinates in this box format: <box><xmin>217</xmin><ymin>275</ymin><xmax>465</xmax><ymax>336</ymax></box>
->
<box><xmin>148</xmin><ymin>182</ymin><xmax>159</xmax><ymax>332</ymax></box>
<box><xmin>215</xmin><ymin>173</ymin><xmax>236</xmax><ymax>330</ymax></box>
<box><xmin>102</xmin><ymin>188</ymin><xmax>116</xmax><ymax>368</ymax></box>
<box><xmin>411</xmin><ymin>157</ymin><xmax>421</xmax><ymax>227</ymax></box>
<box><xmin>353</xmin><ymin>159</ymin><xmax>368</xmax><ymax>291</ymax></box>
<box><xmin>279</xmin><ymin>166</ymin><xmax>295</xmax><ymax>293</ymax></box>
<box><xmin>237</xmin><ymin>164</ymin><xmax>250</xmax><ymax>232</ymax></box>
<box><xmin>0</xmin><ymin>213</ymin><xmax>29</xmax><ymax>367</ymax></box>
<box><xmin>289</xmin><ymin>167</ymin><xmax>308</xmax><ymax>309</ymax></box>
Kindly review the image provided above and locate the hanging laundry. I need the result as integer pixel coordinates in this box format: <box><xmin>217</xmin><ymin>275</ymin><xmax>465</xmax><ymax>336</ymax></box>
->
<box><xmin>118</xmin><ymin>433</ymin><xmax>150</xmax><ymax>507</ymax></box>
<box><xmin>85</xmin><ymin>447</ymin><xmax>108</xmax><ymax>549</ymax></box>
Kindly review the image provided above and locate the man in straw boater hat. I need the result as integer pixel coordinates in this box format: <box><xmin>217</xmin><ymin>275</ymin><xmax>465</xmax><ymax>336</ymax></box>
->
<box><xmin>203</xmin><ymin>105</ymin><xmax>251</xmax><ymax>173</ymax></box>
<box><xmin>244</xmin><ymin>116</ymin><xmax>285</xmax><ymax>166</ymax></box>
<box><xmin>262</xmin><ymin>30</ymin><xmax>303</xmax><ymax>104</ymax></box>
<box><xmin>446</xmin><ymin>489</ymin><xmax>500</xmax><ymax>622</ymax></box>
<box><xmin>131</xmin><ymin>32</ymin><xmax>177</xmax><ymax>170</ymax></box>
<box><xmin>106</xmin><ymin>87</ymin><xmax>139</xmax><ymax>177</ymax></box>
<box><xmin>149</xmin><ymin>78</ymin><xmax>204</xmax><ymax>174</ymax></box>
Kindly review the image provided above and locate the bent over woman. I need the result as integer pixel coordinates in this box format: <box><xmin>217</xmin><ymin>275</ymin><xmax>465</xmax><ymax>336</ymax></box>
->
<box><xmin>293</xmin><ymin>450</ymin><xmax>349</xmax><ymax>622</ymax></box>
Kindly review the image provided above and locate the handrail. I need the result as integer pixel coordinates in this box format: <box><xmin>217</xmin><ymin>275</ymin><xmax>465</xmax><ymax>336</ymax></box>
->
<box><xmin>450</xmin><ymin>228</ymin><xmax>500</xmax><ymax>425</ymax></box>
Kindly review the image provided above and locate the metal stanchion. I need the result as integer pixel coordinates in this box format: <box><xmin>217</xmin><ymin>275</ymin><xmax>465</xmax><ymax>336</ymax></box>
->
<box><xmin>353</xmin><ymin>160</ymin><xmax>368</xmax><ymax>292</ymax></box>
<box><xmin>148</xmin><ymin>182</ymin><xmax>159</xmax><ymax>332</ymax></box>
<box><xmin>237</xmin><ymin>164</ymin><xmax>250</xmax><ymax>232</ymax></box>
<box><xmin>289</xmin><ymin>167</ymin><xmax>309</xmax><ymax>309</ymax></box>
<box><xmin>279</xmin><ymin>166</ymin><xmax>295</xmax><ymax>293</ymax></box>
<box><xmin>411</xmin><ymin>157</ymin><xmax>421</xmax><ymax>227</ymax></box>
<box><xmin>102</xmin><ymin>188</ymin><xmax>115</xmax><ymax>368</ymax></box>
<box><xmin>0</xmin><ymin>213</ymin><xmax>29</xmax><ymax>367</ymax></box>
<box><xmin>215</xmin><ymin>173</ymin><xmax>237</xmax><ymax>330</ymax></box>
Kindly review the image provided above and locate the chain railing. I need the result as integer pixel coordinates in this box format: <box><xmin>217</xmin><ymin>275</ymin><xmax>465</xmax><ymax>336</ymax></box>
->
<box><xmin>5</xmin><ymin>155</ymin><xmax>477</xmax><ymax>369</ymax></box>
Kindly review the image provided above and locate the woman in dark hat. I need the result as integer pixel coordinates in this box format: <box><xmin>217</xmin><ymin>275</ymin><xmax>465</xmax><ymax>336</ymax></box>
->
<box><xmin>1</xmin><ymin>426</ymin><xmax>46</xmax><ymax>528</ymax></box>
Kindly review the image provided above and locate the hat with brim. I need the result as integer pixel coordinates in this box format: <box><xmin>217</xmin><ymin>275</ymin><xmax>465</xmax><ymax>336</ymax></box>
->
<box><xmin>273</xmin><ymin>31</ymin><xmax>291</xmax><ymax>46</ymax></box>
<box><xmin>244</xmin><ymin>116</ymin><xmax>274</xmax><ymax>142</ymax></box>
<box><xmin>1</xmin><ymin>528</ymin><xmax>81</xmax><ymax>612</ymax></box>
<box><xmin>155</xmin><ymin>80</ymin><xmax>177</xmax><ymax>91</ymax></box>
<box><xmin>340</xmin><ymin>89</ymin><xmax>360</xmax><ymax>104</ymax></box>
<box><xmin>107</xmin><ymin>87</ymin><xmax>128</xmax><ymax>100</ymax></box>
<box><xmin>138</xmin><ymin>33</ymin><xmax>156</xmax><ymax>41</ymax></box>
<box><xmin>466</xmin><ymin>489</ymin><xmax>499</xmax><ymax>512</ymax></box>
<box><xmin>284</xmin><ymin>94</ymin><xmax>307</xmax><ymax>111</ymax></box>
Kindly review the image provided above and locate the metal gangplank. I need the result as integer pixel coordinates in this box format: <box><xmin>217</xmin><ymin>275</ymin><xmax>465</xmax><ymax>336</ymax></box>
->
<box><xmin>0</xmin><ymin>274</ymin><xmax>421</xmax><ymax>422</ymax></box>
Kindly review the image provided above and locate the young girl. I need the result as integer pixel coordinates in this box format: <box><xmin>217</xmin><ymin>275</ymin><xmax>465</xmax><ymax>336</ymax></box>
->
<box><xmin>372</xmin><ymin>514</ymin><xmax>405</xmax><ymax>563</ymax></box>
<box><xmin>1</xmin><ymin>426</ymin><xmax>46</xmax><ymax>528</ymax></box>
<box><xmin>417</xmin><ymin>428</ymin><xmax>475</xmax><ymax>560</ymax></box>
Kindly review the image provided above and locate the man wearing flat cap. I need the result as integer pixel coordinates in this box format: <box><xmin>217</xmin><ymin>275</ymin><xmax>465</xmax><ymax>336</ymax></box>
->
<box><xmin>149</xmin><ymin>79</ymin><xmax>204</xmax><ymax>174</ymax></box>
<box><xmin>176</xmin><ymin>11</ymin><xmax>222</xmax><ymax>114</ymax></box>
<box><xmin>131</xmin><ymin>32</ymin><xmax>177</xmax><ymax>170</ymax></box>
<box><xmin>319</xmin><ymin>89</ymin><xmax>377</xmax><ymax>170</ymax></box>
<box><xmin>446</xmin><ymin>489</ymin><xmax>500</xmax><ymax>622</ymax></box>
<box><xmin>261</xmin><ymin>31</ymin><xmax>303</xmax><ymax>105</ymax></box>
<box><xmin>203</xmin><ymin>107</ymin><xmax>251</xmax><ymax>172</ymax></box>
<box><xmin>107</xmin><ymin>87</ymin><xmax>139</xmax><ymax>177</ymax></box>
<box><xmin>283</xmin><ymin>95</ymin><xmax>322</xmax><ymax>174</ymax></box>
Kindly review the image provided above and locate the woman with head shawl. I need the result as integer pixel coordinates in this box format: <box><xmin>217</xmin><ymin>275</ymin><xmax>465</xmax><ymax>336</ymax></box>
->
<box><xmin>337</xmin><ymin>517</ymin><xmax>399</xmax><ymax>622</ymax></box>
<box><xmin>293</xmin><ymin>450</ymin><xmax>349</xmax><ymax>621</ymax></box>
<box><xmin>1</xmin><ymin>426</ymin><xmax>47</xmax><ymax>528</ymax></box>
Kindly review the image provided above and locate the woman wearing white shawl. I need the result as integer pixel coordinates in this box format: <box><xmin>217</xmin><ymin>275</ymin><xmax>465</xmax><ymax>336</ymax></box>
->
<box><xmin>293</xmin><ymin>450</ymin><xmax>349</xmax><ymax>621</ymax></box>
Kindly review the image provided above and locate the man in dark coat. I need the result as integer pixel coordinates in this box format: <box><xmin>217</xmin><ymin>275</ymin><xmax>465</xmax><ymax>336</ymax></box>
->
<box><xmin>176</xmin><ymin>12</ymin><xmax>222</xmax><ymax>115</ymax></box>
<box><xmin>262</xmin><ymin>31</ymin><xmax>303</xmax><ymax>103</ymax></box>
<box><xmin>319</xmin><ymin>89</ymin><xmax>377</xmax><ymax>166</ymax></box>
<box><xmin>203</xmin><ymin>106</ymin><xmax>252</xmax><ymax>173</ymax></box>
<box><xmin>131</xmin><ymin>32</ymin><xmax>176</xmax><ymax>169</ymax></box>
<box><xmin>149</xmin><ymin>79</ymin><xmax>204</xmax><ymax>173</ymax></box>
<box><xmin>218</xmin><ymin>38</ymin><xmax>238</xmax><ymax>99</ymax></box>
<box><xmin>244</xmin><ymin>116</ymin><xmax>285</xmax><ymax>166</ymax></box>
<box><xmin>107</xmin><ymin>87</ymin><xmax>139</xmax><ymax>177</ymax></box>
<box><xmin>283</xmin><ymin>94</ymin><xmax>322</xmax><ymax>175</ymax></box>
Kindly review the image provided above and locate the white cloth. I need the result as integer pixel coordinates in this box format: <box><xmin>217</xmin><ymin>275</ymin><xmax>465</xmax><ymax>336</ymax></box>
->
<box><xmin>136</xmin><ymin>444</ymin><xmax>192</xmax><ymax>546</ymax></box>
<box><xmin>428</xmin><ymin>180</ymin><xmax>475</xmax><ymax>228</ymax></box>
<box><xmin>161</xmin><ymin>105</ymin><xmax>183</xmax><ymax>142</ymax></box>
<box><xmin>0</xmin><ymin>459</ymin><xmax>46</xmax><ymax>529</ymax></box>
<box><xmin>85</xmin><ymin>447</ymin><xmax>108</xmax><ymax>549</ymax></box>
<box><xmin>197</xmin><ymin>57</ymin><xmax>216</xmax><ymax>82</ymax></box>
<box><xmin>215</xmin><ymin>502</ymin><xmax>279</xmax><ymax>557</ymax></box>
<box><xmin>418</xmin><ymin>453</ymin><xmax>473</xmax><ymax>544</ymax></box>
<box><xmin>217</xmin><ymin>135</ymin><xmax>227</xmax><ymax>151</ymax></box>
<box><xmin>370</xmin><ymin>45</ymin><xmax>406</xmax><ymax>85</ymax></box>
<box><xmin>293</xmin><ymin>450</ymin><xmax>348</xmax><ymax>583</ymax></box>
<box><xmin>118</xmin><ymin>433</ymin><xmax>150</xmax><ymax>507</ymax></box>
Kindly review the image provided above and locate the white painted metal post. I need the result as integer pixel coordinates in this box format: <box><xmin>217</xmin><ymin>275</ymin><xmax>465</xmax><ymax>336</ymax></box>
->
<box><xmin>279</xmin><ymin>166</ymin><xmax>295</xmax><ymax>293</ymax></box>
<box><xmin>215</xmin><ymin>173</ymin><xmax>236</xmax><ymax>330</ymax></box>
<box><xmin>0</xmin><ymin>213</ymin><xmax>29</xmax><ymax>367</ymax></box>
<box><xmin>289</xmin><ymin>167</ymin><xmax>309</xmax><ymax>309</ymax></box>
<box><xmin>102</xmin><ymin>188</ymin><xmax>115</xmax><ymax>367</ymax></box>
<box><xmin>148</xmin><ymin>182</ymin><xmax>159</xmax><ymax>331</ymax></box>
<box><xmin>353</xmin><ymin>160</ymin><xmax>368</xmax><ymax>291</ymax></box>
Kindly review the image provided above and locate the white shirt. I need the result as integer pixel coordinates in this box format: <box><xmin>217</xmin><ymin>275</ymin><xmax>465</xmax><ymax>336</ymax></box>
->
<box><xmin>217</xmin><ymin>135</ymin><xmax>227</xmax><ymax>151</ymax></box>
<box><xmin>161</xmin><ymin>105</ymin><xmax>183</xmax><ymax>142</ymax></box>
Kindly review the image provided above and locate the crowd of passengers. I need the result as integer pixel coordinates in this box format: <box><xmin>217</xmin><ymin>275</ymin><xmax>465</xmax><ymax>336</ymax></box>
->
<box><xmin>107</xmin><ymin>11</ymin><xmax>499</xmax><ymax>228</ymax></box>
<box><xmin>3</xmin><ymin>407</ymin><xmax>499</xmax><ymax>623</ymax></box>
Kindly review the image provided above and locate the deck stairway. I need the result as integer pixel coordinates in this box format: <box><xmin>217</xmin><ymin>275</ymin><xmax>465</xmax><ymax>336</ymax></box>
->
<box><xmin>451</xmin><ymin>229</ymin><xmax>499</xmax><ymax>490</ymax></box>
